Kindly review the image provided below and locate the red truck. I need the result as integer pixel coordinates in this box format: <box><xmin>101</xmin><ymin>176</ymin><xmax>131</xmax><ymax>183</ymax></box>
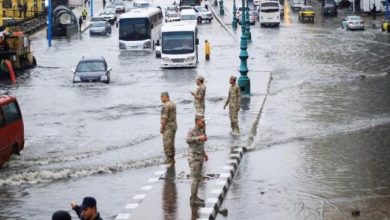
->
<box><xmin>0</xmin><ymin>94</ymin><xmax>24</xmax><ymax>167</ymax></box>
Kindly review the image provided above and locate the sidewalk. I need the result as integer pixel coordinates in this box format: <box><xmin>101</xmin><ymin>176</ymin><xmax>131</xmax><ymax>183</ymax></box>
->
<box><xmin>72</xmin><ymin>0</ymin><xmax>105</xmax><ymax>33</ymax></box>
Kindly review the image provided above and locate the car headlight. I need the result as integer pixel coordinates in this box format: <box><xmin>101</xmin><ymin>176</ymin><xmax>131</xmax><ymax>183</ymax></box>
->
<box><xmin>162</xmin><ymin>57</ymin><xmax>170</xmax><ymax>62</ymax></box>
<box><xmin>143</xmin><ymin>41</ymin><xmax>151</xmax><ymax>49</ymax></box>
<box><xmin>73</xmin><ymin>76</ymin><xmax>81</xmax><ymax>82</ymax></box>
<box><xmin>119</xmin><ymin>42</ymin><xmax>126</xmax><ymax>49</ymax></box>
<box><xmin>100</xmin><ymin>75</ymin><xmax>108</xmax><ymax>81</ymax></box>
<box><xmin>186</xmin><ymin>56</ymin><xmax>195</xmax><ymax>62</ymax></box>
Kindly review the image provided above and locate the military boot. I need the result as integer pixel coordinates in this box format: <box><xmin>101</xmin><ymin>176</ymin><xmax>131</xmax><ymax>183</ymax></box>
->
<box><xmin>190</xmin><ymin>196</ymin><xmax>205</xmax><ymax>207</ymax></box>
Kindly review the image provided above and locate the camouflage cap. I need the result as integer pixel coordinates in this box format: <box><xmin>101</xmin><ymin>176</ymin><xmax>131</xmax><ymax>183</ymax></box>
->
<box><xmin>230</xmin><ymin>76</ymin><xmax>237</xmax><ymax>80</ymax></box>
<box><xmin>195</xmin><ymin>113</ymin><xmax>205</xmax><ymax>120</ymax></box>
<box><xmin>196</xmin><ymin>75</ymin><xmax>204</xmax><ymax>81</ymax></box>
<box><xmin>161</xmin><ymin>92</ymin><xmax>169</xmax><ymax>97</ymax></box>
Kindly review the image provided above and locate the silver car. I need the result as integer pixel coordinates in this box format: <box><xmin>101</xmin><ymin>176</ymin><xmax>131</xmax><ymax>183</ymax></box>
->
<box><xmin>193</xmin><ymin>6</ymin><xmax>213</xmax><ymax>23</ymax></box>
<box><xmin>90</xmin><ymin>21</ymin><xmax>112</xmax><ymax>35</ymax></box>
<box><xmin>238</xmin><ymin>10</ymin><xmax>256</xmax><ymax>25</ymax></box>
<box><xmin>73</xmin><ymin>57</ymin><xmax>111</xmax><ymax>84</ymax></box>
<box><xmin>342</xmin><ymin>16</ymin><xmax>364</xmax><ymax>30</ymax></box>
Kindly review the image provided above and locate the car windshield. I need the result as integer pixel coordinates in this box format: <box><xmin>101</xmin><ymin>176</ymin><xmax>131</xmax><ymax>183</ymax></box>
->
<box><xmin>162</xmin><ymin>31</ymin><xmax>194</xmax><ymax>54</ymax></box>
<box><xmin>302</xmin><ymin>7</ymin><xmax>313</xmax><ymax>11</ymax></box>
<box><xmin>101</xmin><ymin>10</ymin><xmax>114</xmax><ymax>15</ymax></box>
<box><xmin>196</xmin><ymin>7</ymin><xmax>208</xmax><ymax>12</ymax></box>
<box><xmin>349</xmin><ymin>16</ymin><xmax>361</xmax><ymax>20</ymax></box>
<box><xmin>91</xmin><ymin>21</ymin><xmax>106</xmax><ymax>27</ymax></box>
<box><xmin>261</xmin><ymin>3</ymin><xmax>279</xmax><ymax>12</ymax></box>
<box><xmin>181</xmin><ymin>14</ymin><xmax>196</xmax><ymax>20</ymax></box>
<box><xmin>77</xmin><ymin>61</ymin><xmax>106</xmax><ymax>72</ymax></box>
<box><xmin>119</xmin><ymin>18</ymin><xmax>150</xmax><ymax>41</ymax></box>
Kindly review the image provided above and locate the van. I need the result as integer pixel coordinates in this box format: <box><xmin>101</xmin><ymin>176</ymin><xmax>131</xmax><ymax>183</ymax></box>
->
<box><xmin>0</xmin><ymin>95</ymin><xmax>24</xmax><ymax>167</ymax></box>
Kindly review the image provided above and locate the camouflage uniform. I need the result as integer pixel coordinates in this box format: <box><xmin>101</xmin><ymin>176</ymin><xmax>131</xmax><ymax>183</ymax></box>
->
<box><xmin>194</xmin><ymin>84</ymin><xmax>206</xmax><ymax>115</ymax></box>
<box><xmin>186</xmin><ymin>125</ymin><xmax>206</xmax><ymax>204</ymax></box>
<box><xmin>161</xmin><ymin>100</ymin><xmax>177</xmax><ymax>163</ymax></box>
<box><xmin>225</xmin><ymin>84</ymin><xmax>241</xmax><ymax>133</ymax></box>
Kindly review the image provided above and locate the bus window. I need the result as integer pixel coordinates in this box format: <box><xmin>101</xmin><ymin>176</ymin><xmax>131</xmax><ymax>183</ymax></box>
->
<box><xmin>119</xmin><ymin>18</ymin><xmax>151</xmax><ymax>41</ymax></box>
<box><xmin>2</xmin><ymin>102</ymin><xmax>21</xmax><ymax>125</ymax></box>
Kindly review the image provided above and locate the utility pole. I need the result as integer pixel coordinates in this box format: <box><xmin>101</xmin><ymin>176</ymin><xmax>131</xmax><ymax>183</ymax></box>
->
<box><xmin>48</xmin><ymin>0</ymin><xmax>52</xmax><ymax>47</ymax></box>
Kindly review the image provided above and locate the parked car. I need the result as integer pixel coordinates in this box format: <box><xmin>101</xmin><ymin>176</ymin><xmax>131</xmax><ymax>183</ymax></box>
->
<box><xmin>323</xmin><ymin>2</ymin><xmax>337</xmax><ymax>16</ymax></box>
<box><xmin>90</xmin><ymin>21</ymin><xmax>112</xmax><ymax>35</ymax></box>
<box><xmin>99</xmin><ymin>8</ymin><xmax>117</xmax><ymax>24</ymax></box>
<box><xmin>193</xmin><ymin>6</ymin><xmax>213</xmax><ymax>23</ymax></box>
<box><xmin>114</xmin><ymin>0</ymin><xmax>126</xmax><ymax>13</ymax></box>
<box><xmin>73</xmin><ymin>57</ymin><xmax>112</xmax><ymax>83</ymax></box>
<box><xmin>298</xmin><ymin>5</ymin><xmax>315</xmax><ymax>22</ymax></box>
<box><xmin>165</xmin><ymin>10</ymin><xmax>181</xmax><ymax>22</ymax></box>
<box><xmin>0</xmin><ymin>94</ymin><xmax>24</xmax><ymax>167</ymax></box>
<box><xmin>238</xmin><ymin>10</ymin><xmax>256</xmax><ymax>25</ymax></box>
<box><xmin>342</xmin><ymin>15</ymin><xmax>364</xmax><ymax>30</ymax></box>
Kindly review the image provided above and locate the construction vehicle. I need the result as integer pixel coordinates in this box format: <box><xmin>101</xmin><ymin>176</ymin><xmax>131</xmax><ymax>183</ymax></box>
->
<box><xmin>0</xmin><ymin>31</ymin><xmax>37</xmax><ymax>81</ymax></box>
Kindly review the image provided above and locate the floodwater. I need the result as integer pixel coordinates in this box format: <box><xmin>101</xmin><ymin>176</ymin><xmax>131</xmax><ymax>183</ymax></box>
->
<box><xmin>223</xmin><ymin>1</ymin><xmax>390</xmax><ymax>219</ymax></box>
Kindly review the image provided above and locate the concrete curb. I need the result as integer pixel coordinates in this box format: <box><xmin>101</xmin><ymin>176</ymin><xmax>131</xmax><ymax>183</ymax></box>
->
<box><xmin>209</xmin><ymin>6</ymin><xmax>238</xmax><ymax>42</ymax></box>
<box><xmin>197</xmin><ymin>146</ymin><xmax>244</xmax><ymax>220</ymax></box>
<box><xmin>114</xmin><ymin>165</ymin><xmax>169</xmax><ymax>220</ymax></box>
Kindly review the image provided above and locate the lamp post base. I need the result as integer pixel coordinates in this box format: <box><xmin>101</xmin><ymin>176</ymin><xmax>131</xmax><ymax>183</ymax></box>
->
<box><xmin>238</xmin><ymin>75</ymin><xmax>250</xmax><ymax>96</ymax></box>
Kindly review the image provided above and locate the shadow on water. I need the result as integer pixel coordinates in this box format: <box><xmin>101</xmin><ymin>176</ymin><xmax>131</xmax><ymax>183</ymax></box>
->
<box><xmin>162</xmin><ymin>167</ymin><xmax>177</xmax><ymax>220</ymax></box>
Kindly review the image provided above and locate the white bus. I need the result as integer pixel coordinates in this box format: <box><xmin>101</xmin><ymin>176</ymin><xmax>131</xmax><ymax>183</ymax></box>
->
<box><xmin>160</xmin><ymin>22</ymin><xmax>199</xmax><ymax>68</ymax></box>
<box><xmin>118</xmin><ymin>8</ymin><xmax>163</xmax><ymax>50</ymax></box>
<box><xmin>259</xmin><ymin>1</ymin><xmax>281</xmax><ymax>27</ymax></box>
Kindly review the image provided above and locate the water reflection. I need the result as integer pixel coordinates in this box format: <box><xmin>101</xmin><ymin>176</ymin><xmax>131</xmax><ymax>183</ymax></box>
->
<box><xmin>162</xmin><ymin>167</ymin><xmax>177</xmax><ymax>220</ymax></box>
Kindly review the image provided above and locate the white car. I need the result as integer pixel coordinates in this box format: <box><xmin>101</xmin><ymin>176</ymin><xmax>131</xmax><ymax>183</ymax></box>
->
<box><xmin>165</xmin><ymin>10</ymin><xmax>181</xmax><ymax>22</ymax></box>
<box><xmin>99</xmin><ymin>8</ymin><xmax>117</xmax><ymax>24</ymax></box>
<box><xmin>133</xmin><ymin>0</ymin><xmax>151</xmax><ymax>8</ymax></box>
<box><xmin>342</xmin><ymin>16</ymin><xmax>364</xmax><ymax>30</ymax></box>
<box><xmin>291</xmin><ymin>0</ymin><xmax>305</xmax><ymax>11</ymax></box>
<box><xmin>193</xmin><ymin>6</ymin><xmax>213</xmax><ymax>23</ymax></box>
<box><xmin>180</xmin><ymin>9</ymin><xmax>198</xmax><ymax>25</ymax></box>
<box><xmin>113</xmin><ymin>0</ymin><xmax>126</xmax><ymax>13</ymax></box>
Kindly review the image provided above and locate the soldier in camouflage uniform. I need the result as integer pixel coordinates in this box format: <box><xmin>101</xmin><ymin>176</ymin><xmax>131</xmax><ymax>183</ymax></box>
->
<box><xmin>160</xmin><ymin>92</ymin><xmax>177</xmax><ymax>165</ymax></box>
<box><xmin>191</xmin><ymin>75</ymin><xmax>206</xmax><ymax>115</ymax></box>
<box><xmin>223</xmin><ymin>76</ymin><xmax>241</xmax><ymax>135</ymax></box>
<box><xmin>186</xmin><ymin>114</ymin><xmax>208</xmax><ymax>207</ymax></box>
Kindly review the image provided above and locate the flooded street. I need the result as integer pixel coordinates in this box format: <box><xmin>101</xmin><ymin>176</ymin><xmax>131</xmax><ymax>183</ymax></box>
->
<box><xmin>1</xmin><ymin>0</ymin><xmax>390</xmax><ymax>218</ymax></box>
<box><xmin>223</xmin><ymin>2</ymin><xmax>390</xmax><ymax>219</ymax></box>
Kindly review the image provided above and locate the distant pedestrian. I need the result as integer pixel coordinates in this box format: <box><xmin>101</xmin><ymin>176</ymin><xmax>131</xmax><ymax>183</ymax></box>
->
<box><xmin>204</xmin><ymin>0</ymin><xmax>209</xmax><ymax>10</ymax></box>
<box><xmin>223</xmin><ymin>76</ymin><xmax>241</xmax><ymax>135</ymax></box>
<box><xmin>52</xmin><ymin>210</ymin><xmax>72</xmax><ymax>220</ymax></box>
<box><xmin>82</xmin><ymin>8</ymin><xmax>87</xmax><ymax>20</ymax></box>
<box><xmin>204</xmin><ymin>40</ymin><xmax>210</xmax><ymax>61</ymax></box>
<box><xmin>103</xmin><ymin>0</ymin><xmax>106</xmax><ymax>9</ymax></box>
<box><xmin>160</xmin><ymin>92</ymin><xmax>177</xmax><ymax>166</ymax></box>
<box><xmin>186</xmin><ymin>113</ymin><xmax>208</xmax><ymax>207</ymax></box>
<box><xmin>23</xmin><ymin>3</ymin><xmax>27</xmax><ymax>18</ymax></box>
<box><xmin>71</xmin><ymin>196</ymin><xmax>103</xmax><ymax>220</ymax></box>
<box><xmin>372</xmin><ymin>3</ymin><xmax>376</xmax><ymax>20</ymax></box>
<box><xmin>79</xmin><ymin>16</ymin><xmax>83</xmax><ymax>32</ymax></box>
<box><xmin>191</xmin><ymin>75</ymin><xmax>206</xmax><ymax>115</ymax></box>
<box><xmin>18</xmin><ymin>4</ymin><xmax>23</xmax><ymax>18</ymax></box>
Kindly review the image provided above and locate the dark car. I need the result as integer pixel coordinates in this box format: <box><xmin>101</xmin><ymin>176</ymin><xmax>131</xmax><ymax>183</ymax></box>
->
<box><xmin>73</xmin><ymin>57</ymin><xmax>111</xmax><ymax>83</ymax></box>
<box><xmin>323</xmin><ymin>3</ymin><xmax>337</xmax><ymax>16</ymax></box>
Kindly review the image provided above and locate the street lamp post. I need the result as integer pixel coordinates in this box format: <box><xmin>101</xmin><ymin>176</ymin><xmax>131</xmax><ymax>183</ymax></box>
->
<box><xmin>245</xmin><ymin>4</ymin><xmax>251</xmax><ymax>41</ymax></box>
<box><xmin>91</xmin><ymin>0</ymin><xmax>93</xmax><ymax>17</ymax></box>
<box><xmin>232</xmin><ymin>0</ymin><xmax>237</xmax><ymax>29</ymax></box>
<box><xmin>214</xmin><ymin>0</ymin><xmax>218</xmax><ymax>7</ymax></box>
<box><xmin>219</xmin><ymin>0</ymin><xmax>224</xmax><ymax>15</ymax></box>
<box><xmin>238</xmin><ymin>0</ymin><xmax>250</xmax><ymax>95</ymax></box>
<box><xmin>48</xmin><ymin>0</ymin><xmax>52</xmax><ymax>47</ymax></box>
<box><xmin>386</xmin><ymin>0</ymin><xmax>389</xmax><ymax>19</ymax></box>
